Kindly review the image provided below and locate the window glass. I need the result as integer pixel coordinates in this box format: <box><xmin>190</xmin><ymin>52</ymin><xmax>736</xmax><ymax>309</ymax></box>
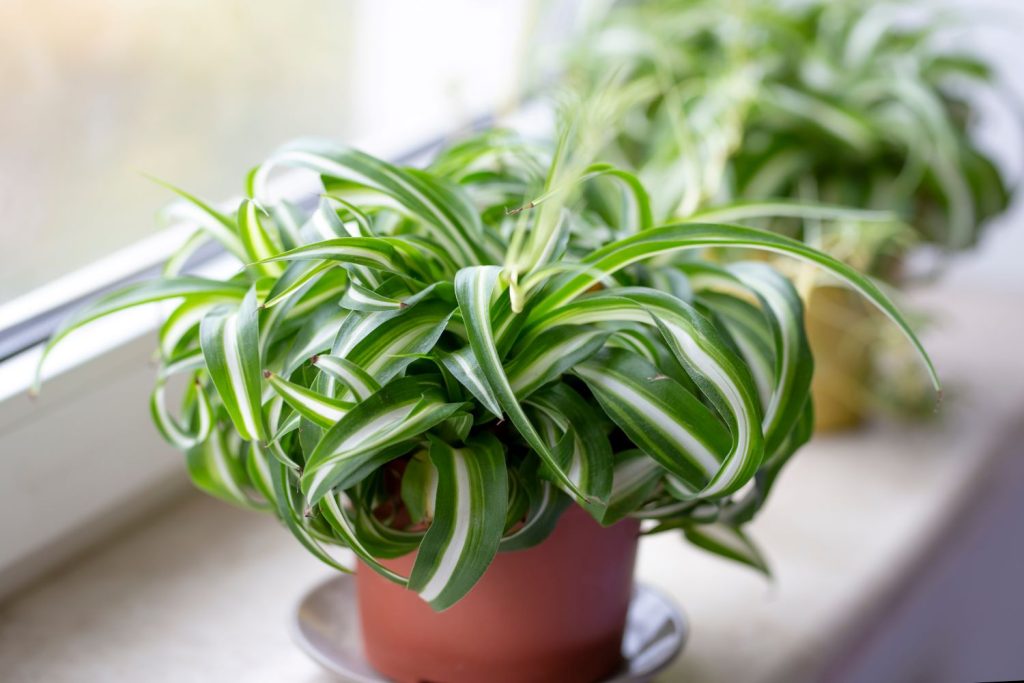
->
<box><xmin>0</xmin><ymin>0</ymin><xmax>355</xmax><ymax>303</ymax></box>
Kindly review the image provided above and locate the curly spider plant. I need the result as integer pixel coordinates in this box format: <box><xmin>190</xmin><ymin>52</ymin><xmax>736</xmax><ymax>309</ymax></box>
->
<box><xmin>565</xmin><ymin>0</ymin><xmax>1013</xmax><ymax>276</ymax></box>
<box><xmin>36</xmin><ymin>107</ymin><xmax>936</xmax><ymax>611</ymax></box>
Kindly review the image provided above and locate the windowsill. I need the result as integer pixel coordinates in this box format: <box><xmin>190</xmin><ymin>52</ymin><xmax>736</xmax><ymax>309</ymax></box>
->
<box><xmin>1</xmin><ymin>284</ymin><xmax>1021</xmax><ymax>682</ymax></box>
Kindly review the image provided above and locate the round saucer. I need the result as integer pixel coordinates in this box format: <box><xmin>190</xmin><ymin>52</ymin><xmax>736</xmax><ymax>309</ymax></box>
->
<box><xmin>293</xmin><ymin>574</ymin><xmax>686</xmax><ymax>682</ymax></box>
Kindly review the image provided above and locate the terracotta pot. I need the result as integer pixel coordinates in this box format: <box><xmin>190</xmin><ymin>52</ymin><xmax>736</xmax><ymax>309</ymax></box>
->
<box><xmin>356</xmin><ymin>504</ymin><xmax>642</xmax><ymax>683</ymax></box>
<box><xmin>805</xmin><ymin>285</ymin><xmax>874</xmax><ymax>433</ymax></box>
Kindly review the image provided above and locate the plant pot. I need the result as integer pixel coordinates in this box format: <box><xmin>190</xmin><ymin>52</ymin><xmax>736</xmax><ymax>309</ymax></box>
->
<box><xmin>805</xmin><ymin>285</ymin><xmax>874</xmax><ymax>433</ymax></box>
<box><xmin>356</xmin><ymin>504</ymin><xmax>642</xmax><ymax>683</ymax></box>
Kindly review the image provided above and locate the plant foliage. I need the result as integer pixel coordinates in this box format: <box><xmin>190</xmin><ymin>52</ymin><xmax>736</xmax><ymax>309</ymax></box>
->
<box><xmin>38</xmin><ymin>111</ymin><xmax>936</xmax><ymax>610</ymax></box>
<box><xmin>567</xmin><ymin>0</ymin><xmax>1014</xmax><ymax>274</ymax></box>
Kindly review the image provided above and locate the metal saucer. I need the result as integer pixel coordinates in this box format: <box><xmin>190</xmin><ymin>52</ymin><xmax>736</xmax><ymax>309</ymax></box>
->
<box><xmin>293</xmin><ymin>575</ymin><xmax>687</xmax><ymax>683</ymax></box>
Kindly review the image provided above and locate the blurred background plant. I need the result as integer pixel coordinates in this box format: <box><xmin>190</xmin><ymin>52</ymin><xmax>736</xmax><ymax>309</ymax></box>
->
<box><xmin>553</xmin><ymin>0</ymin><xmax>1018</xmax><ymax>429</ymax></box>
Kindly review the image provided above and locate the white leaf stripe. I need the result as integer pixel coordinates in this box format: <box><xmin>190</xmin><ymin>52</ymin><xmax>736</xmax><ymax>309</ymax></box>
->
<box><xmin>304</xmin><ymin>403</ymin><xmax>415</xmax><ymax>500</ymax></box>
<box><xmin>725</xmin><ymin>263</ymin><xmax>812</xmax><ymax>454</ymax></box>
<box><xmin>415</xmin><ymin>445</ymin><xmax>472</xmax><ymax>603</ymax></box>
<box><xmin>185</xmin><ymin>429</ymin><xmax>256</xmax><ymax>509</ymax></box>
<box><xmin>342</xmin><ymin>300</ymin><xmax>454</xmax><ymax>385</ymax></box>
<box><xmin>600</xmin><ymin>450</ymin><xmax>662</xmax><ymax>524</ymax></box>
<box><xmin>246</xmin><ymin>442</ymin><xmax>278</xmax><ymax>506</ymax></box>
<box><xmin>611</xmin><ymin>455</ymin><xmax>661</xmax><ymax>502</ymax></box>
<box><xmin>656</xmin><ymin>314</ymin><xmax>762</xmax><ymax>496</ymax></box>
<box><xmin>684</xmin><ymin>260</ymin><xmax>813</xmax><ymax>458</ymax></box>
<box><xmin>498</xmin><ymin>481</ymin><xmax>571</xmax><ymax>552</ymax></box>
<box><xmin>263</xmin><ymin>261</ymin><xmax>336</xmax><ymax>309</ymax></box>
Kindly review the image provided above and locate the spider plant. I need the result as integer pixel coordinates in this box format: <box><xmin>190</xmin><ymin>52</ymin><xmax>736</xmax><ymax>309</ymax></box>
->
<box><xmin>36</xmin><ymin>104</ymin><xmax>936</xmax><ymax>611</ymax></box>
<box><xmin>565</xmin><ymin>0</ymin><xmax>1014</xmax><ymax>277</ymax></box>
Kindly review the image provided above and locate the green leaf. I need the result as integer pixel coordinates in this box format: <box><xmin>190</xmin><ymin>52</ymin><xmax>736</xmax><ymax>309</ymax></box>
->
<box><xmin>506</xmin><ymin>326</ymin><xmax>610</xmax><ymax>398</ymax></box>
<box><xmin>269</xmin><ymin>459</ymin><xmax>351</xmax><ymax>573</ymax></box>
<box><xmin>408</xmin><ymin>433</ymin><xmax>508</xmax><ymax>611</ymax></box>
<box><xmin>341</xmin><ymin>281</ymin><xmax>406</xmax><ymax>311</ymax></box>
<box><xmin>400</xmin><ymin>450</ymin><xmax>437</xmax><ymax>525</ymax></box>
<box><xmin>150</xmin><ymin>176</ymin><xmax>247</xmax><ymax>260</ymax></box>
<box><xmin>532</xmin><ymin>223</ymin><xmax>939</xmax><ymax>393</ymax></box>
<box><xmin>159</xmin><ymin>299</ymin><xmax>219</xmax><ymax>359</ymax></box>
<box><xmin>499</xmin><ymin>480</ymin><xmax>571</xmax><ymax>551</ymax></box>
<box><xmin>186</xmin><ymin>428</ymin><xmax>261</xmax><ymax>510</ymax></box>
<box><xmin>526</xmin><ymin>383</ymin><xmax>613</xmax><ymax>508</ymax></box>
<box><xmin>150</xmin><ymin>377</ymin><xmax>212</xmax><ymax>451</ymax></box>
<box><xmin>257</xmin><ymin>236</ymin><xmax>407</xmax><ymax>274</ymax></box>
<box><xmin>319</xmin><ymin>493</ymin><xmax>409</xmax><ymax>586</ymax></box>
<box><xmin>265</xmin><ymin>371</ymin><xmax>351</xmax><ymax>429</ymax></box>
<box><xmin>36</xmin><ymin>277</ymin><xmax>247</xmax><ymax>390</ymax></box>
<box><xmin>301</xmin><ymin>377</ymin><xmax>466</xmax><ymax>505</ymax></box>
<box><xmin>341</xmin><ymin>299</ymin><xmax>455</xmax><ymax>385</ymax></box>
<box><xmin>529</xmin><ymin>287</ymin><xmax>765</xmax><ymax>499</ymax></box>
<box><xmin>575</xmin><ymin>348</ymin><xmax>731</xmax><ymax>494</ymax></box>
<box><xmin>696</xmin><ymin>262</ymin><xmax>814</xmax><ymax>457</ymax></box>
<box><xmin>683</xmin><ymin>199</ymin><xmax>898</xmax><ymax>224</ymax></box>
<box><xmin>199</xmin><ymin>287</ymin><xmax>267</xmax><ymax>442</ymax></box>
<box><xmin>252</xmin><ymin>140</ymin><xmax>488</xmax><ymax>267</ymax></box>
<box><xmin>454</xmin><ymin>265</ymin><xmax>588</xmax><ymax>501</ymax></box>
<box><xmin>237</xmin><ymin>199</ymin><xmax>285</xmax><ymax>277</ymax></box>
<box><xmin>601</xmin><ymin>449</ymin><xmax>662</xmax><ymax>525</ymax></box>
<box><xmin>311</xmin><ymin>355</ymin><xmax>381</xmax><ymax>401</ymax></box>
<box><xmin>683</xmin><ymin>522</ymin><xmax>770</xmax><ymax>576</ymax></box>
<box><xmin>438</xmin><ymin>347</ymin><xmax>503</xmax><ymax>419</ymax></box>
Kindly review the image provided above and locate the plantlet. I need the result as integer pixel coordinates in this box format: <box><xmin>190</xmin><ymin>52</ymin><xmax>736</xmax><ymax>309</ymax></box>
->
<box><xmin>37</xmin><ymin>110</ymin><xmax>936</xmax><ymax>611</ymax></box>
